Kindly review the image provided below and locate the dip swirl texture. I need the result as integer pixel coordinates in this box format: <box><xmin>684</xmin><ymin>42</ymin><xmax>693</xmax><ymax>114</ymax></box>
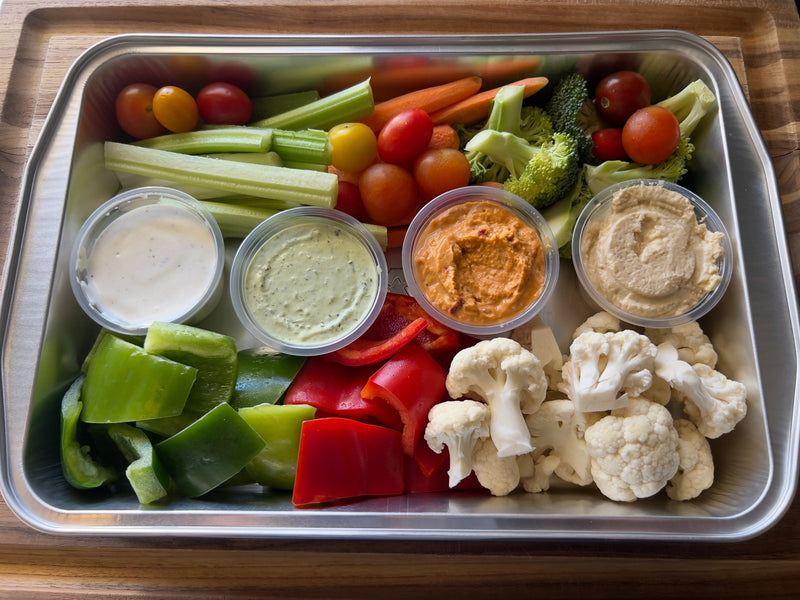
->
<box><xmin>413</xmin><ymin>200</ymin><xmax>545</xmax><ymax>325</ymax></box>
<box><xmin>581</xmin><ymin>184</ymin><xmax>724</xmax><ymax>319</ymax></box>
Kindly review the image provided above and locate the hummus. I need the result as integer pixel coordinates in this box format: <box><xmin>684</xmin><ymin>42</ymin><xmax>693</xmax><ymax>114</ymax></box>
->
<box><xmin>580</xmin><ymin>184</ymin><xmax>724</xmax><ymax>319</ymax></box>
<box><xmin>413</xmin><ymin>200</ymin><xmax>545</xmax><ymax>325</ymax></box>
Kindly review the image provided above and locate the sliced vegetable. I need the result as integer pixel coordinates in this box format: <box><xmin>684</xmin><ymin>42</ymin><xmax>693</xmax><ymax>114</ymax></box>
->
<box><xmin>250</xmin><ymin>78</ymin><xmax>374</xmax><ymax>131</ymax></box>
<box><xmin>230</xmin><ymin>348</ymin><xmax>307</xmax><ymax>409</ymax></box>
<box><xmin>361</xmin><ymin>343</ymin><xmax>447</xmax><ymax>456</ymax></box>
<box><xmin>269</xmin><ymin>128</ymin><xmax>332</xmax><ymax>165</ymax></box>
<box><xmin>201</xmin><ymin>201</ymin><xmax>279</xmax><ymax>238</ymax></box>
<box><xmin>60</xmin><ymin>375</ymin><xmax>117</xmax><ymax>489</ymax></box>
<box><xmin>106</xmin><ymin>423</ymin><xmax>171</xmax><ymax>504</ymax></box>
<box><xmin>429</xmin><ymin>76</ymin><xmax>549</xmax><ymax>125</ymax></box>
<box><xmin>250</xmin><ymin>90</ymin><xmax>321</xmax><ymax>121</ymax></box>
<box><xmin>104</xmin><ymin>142</ymin><xmax>338</xmax><ymax>208</ymax></box>
<box><xmin>292</xmin><ymin>418</ymin><xmax>405</xmax><ymax>506</ymax></box>
<box><xmin>143</xmin><ymin>322</ymin><xmax>238</xmax><ymax>416</ymax></box>
<box><xmin>155</xmin><ymin>403</ymin><xmax>265</xmax><ymax>498</ymax></box>
<box><xmin>133</xmin><ymin>128</ymin><xmax>272</xmax><ymax>154</ymax></box>
<box><xmin>81</xmin><ymin>334</ymin><xmax>196</xmax><ymax>424</ymax></box>
<box><xmin>284</xmin><ymin>357</ymin><xmax>403</xmax><ymax>429</ymax></box>
<box><xmin>239</xmin><ymin>403</ymin><xmax>316</xmax><ymax>490</ymax></box>
<box><xmin>358</xmin><ymin>76</ymin><xmax>482</xmax><ymax>132</ymax></box>
<box><xmin>326</xmin><ymin>317</ymin><xmax>428</xmax><ymax>366</ymax></box>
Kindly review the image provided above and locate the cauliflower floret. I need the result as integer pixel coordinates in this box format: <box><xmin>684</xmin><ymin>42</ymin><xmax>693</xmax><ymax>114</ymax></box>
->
<box><xmin>424</xmin><ymin>400</ymin><xmax>490</xmax><ymax>488</ymax></box>
<box><xmin>446</xmin><ymin>338</ymin><xmax>547</xmax><ymax>457</ymax></box>
<box><xmin>572</xmin><ymin>311</ymin><xmax>621</xmax><ymax>338</ymax></box>
<box><xmin>520</xmin><ymin>453</ymin><xmax>561</xmax><ymax>493</ymax></box>
<box><xmin>654</xmin><ymin>343</ymin><xmax>747</xmax><ymax>439</ymax></box>
<box><xmin>511</xmin><ymin>316</ymin><xmax>564</xmax><ymax>388</ymax></box>
<box><xmin>558</xmin><ymin>330</ymin><xmax>657</xmax><ymax>413</ymax></box>
<box><xmin>524</xmin><ymin>399</ymin><xmax>597</xmax><ymax>490</ymax></box>
<box><xmin>666</xmin><ymin>419</ymin><xmax>714</xmax><ymax>501</ymax></box>
<box><xmin>471</xmin><ymin>437</ymin><xmax>520</xmax><ymax>496</ymax></box>
<box><xmin>645</xmin><ymin>321</ymin><xmax>718</xmax><ymax>368</ymax></box>
<box><xmin>584</xmin><ymin>397</ymin><xmax>680</xmax><ymax>502</ymax></box>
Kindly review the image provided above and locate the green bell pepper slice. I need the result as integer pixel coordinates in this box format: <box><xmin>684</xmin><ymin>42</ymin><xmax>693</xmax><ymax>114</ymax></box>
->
<box><xmin>106</xmin><ymin>423</ymin><xmax>171</xmax><ymax>504</ymax></box>
<box><xmin>60</xmin><ymin>375</ymin><xmax>117</xmax><ymax>489</ymax></box>
<box><xmin>155</xmin><ymin>403</ymin><xmax>265</xmax><ymax>498</ymax></box>
<box><xmin>144</xmin><ymin>321</ymin><xmax>238</xmax><ymax>416</ymax></box>
<box><xmin>239</xmin><ymin>403</ymin><xmax>316</xmax><ymax>490</ymax></box>
<box><xmin>230</xmin><ymin>348</ymin><xmax>306</xmax><ymax>409</ymax></box>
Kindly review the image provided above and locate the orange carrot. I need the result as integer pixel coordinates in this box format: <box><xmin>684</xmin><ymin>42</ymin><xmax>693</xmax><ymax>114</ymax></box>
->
<box><xmin>429</xmin><ymin>76</ymin><xmax>549</xmax><ymax>126</ymax></box>
<box><xmin>386</xmin><ymin>225</ymin><xmax>409</xmax><ymax>250</ymax></box>
<box><xmin>358</xmin><ymin>76</ymin><xmax>483</xmax><ymax>132</ymax></box>
<box><xmin>473</xmin><ymin>57</ymin><xmax>543</xmax><ymax>89</ymax></box>
<box><xmin>427</xmin><ymin>124</ymin><xmax>461</xmax><ymax>150</ymax></box>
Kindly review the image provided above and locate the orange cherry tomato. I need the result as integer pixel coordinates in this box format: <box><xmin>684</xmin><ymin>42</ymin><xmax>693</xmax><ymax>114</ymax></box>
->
<box><xmin>621</xmin><ymin>105</ymin><xmax>680</xmax><ymax>164</ymax></box>
<box><xmin>114</xmin><ymin>83</ymin><xmax>167</xmax><ymax>139</ymax></box>
<box><xmin>359</xmin><ymin>163</ymin><xmax>419</xmax><ymax>226</ymax></box>
<box><xmin>412</xmin><ymin>148</ymin><xmax>471</xmax><ymax>200</ymax></box>
<box><xmin>152</xmin><ymin>85</ymin><xmax>199</xmax><ymax>133</ymax></box>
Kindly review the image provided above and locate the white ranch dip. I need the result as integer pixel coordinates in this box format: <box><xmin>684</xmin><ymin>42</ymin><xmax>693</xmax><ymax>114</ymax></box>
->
<box><xmin>244</xmin><ymin>221</ymin><xmax>379</xmax><ymax>346</ymax></box>
<box><xmin>82</xmin><ymin>203</ymin><xmax>219</xmax><ymax>328</ymax></box>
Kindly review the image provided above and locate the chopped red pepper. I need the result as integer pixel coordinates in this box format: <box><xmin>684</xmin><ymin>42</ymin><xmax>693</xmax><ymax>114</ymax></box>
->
<box><xmin>325</xmin><ymin>317</ymin><xmax>428</xmax><ymax>367</ymax></box>
<box><xmin>284</xmin><ymin>357</ymin><xmax>402</xmax><ymax>430</ymax></box>
<box><xmin>292</xmin><ymin>417</ymin><xmax>405</xmax><ymax>506</ymax></box>
<box><xmin>361</xmin><ymin>343</ymin><xmax>446</xmax><ymax>457</ymax></box>
<box><xmin>412</xmin><ymin>436</ymin><xmax>447</xmax><ymax>478</ymax></box>
<box><xmin>383</xmin><ymin>293</ymin><xmax>462</xmax><ymax>354</ymax></box>
<box><xmin>404</xmin><ymin>452</ymin><xmax>483</xmax><ymax>494</ymax></box>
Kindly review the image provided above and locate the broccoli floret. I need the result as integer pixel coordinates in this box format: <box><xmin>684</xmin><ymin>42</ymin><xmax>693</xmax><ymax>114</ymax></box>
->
<box><xmin>655</xmin><ymin>79</ymin><xmax>717</xmax><ymax>138</ymax></box>
<box><xmin>519</xmin><ymin>106</ymin><xmax>554</xmax><ymax>145</ymax></box>
<box><xmin>545</xmin><ymin>71</ymin><xmax>593</xmax><ymax>162</ymax></box>
<box><xmin>585</xmin><ymin>136</ymin><xmax>695</xmax><ymax>196</ymax></box>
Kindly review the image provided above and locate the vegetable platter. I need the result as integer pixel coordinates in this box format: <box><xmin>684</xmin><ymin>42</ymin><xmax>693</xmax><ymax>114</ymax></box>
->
<box><xmin>1</xmin><ymin>31</ymin><xmax>797</xmax><ymax>541</ymax></box>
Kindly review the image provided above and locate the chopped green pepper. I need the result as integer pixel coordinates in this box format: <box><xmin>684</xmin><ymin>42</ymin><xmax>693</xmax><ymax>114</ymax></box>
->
<box><xmin>144</xmin><ymin>321</ymin><xmax>238</xmax><ymax>416</ymax></box>
<box><xmin>60</xmin><ymin>375</ymin><xmax>117</xmax><ymax>489</ymax></box>
<box><xmin>106</xmin><ymin>423</ymin><xmax>171</xmax><ymax>504</ymax></box>
<box><xmin>239</xmin><ymin>403</ymin><xmax>316</xmax><ymax>490</ymax></box>
<box><xmin>81</xmin><ymin>334</ymin><xmax>196</xmax><ymax>423</ymax></box>
<box><xmin>155</xmin><ymin>403</ymin><xmax>265</xmax><ymax>498</ymax></box>
<box><xmin>230</xmin><ymin>348</ymin><xmax>306</xmax><ymax>409</ymax></box>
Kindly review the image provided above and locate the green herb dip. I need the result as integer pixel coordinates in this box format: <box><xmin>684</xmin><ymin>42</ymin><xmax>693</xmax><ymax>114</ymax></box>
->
<box><xmin>244</xmin><ymin>221</ymin><xmax>379</xmax><ymax>346</ymax></box>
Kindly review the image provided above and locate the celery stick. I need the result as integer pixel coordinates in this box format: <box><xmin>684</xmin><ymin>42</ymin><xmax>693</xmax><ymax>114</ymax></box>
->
<box><xmin>250</xmin><ymin>79</ymin><xmax>373</xmax><ymax>131</ymax></box>
<box><xmin>133</xmin><ymin>128</ymin><xmax>272</xmax><ymax>154</ymax></box>
<box><xmin>282</xmin><ymin>161</ymin><xmax>329</xmax><ymax>172</ymax></box>
<box><xmin>201</xmin><ymin>201</ymin><xmax>279</xmax><ymax>238</ymax></box>
<box><xmin>206</xmin><ymin>151</ymin><xmax>284</xmax><ymax>166</ymax></box>
<box><xmin>250</xmin><ymin>90</ymin><xmax>321</xmax><ymax>121</ymax></box>
<box><xmin>271</xmin><ymin>129</ymin><xmax>332</xmax><ymax>165</ymax></box>
<box><xmin>105</xmin><ymin>142</ymin><xmax>338</xmax><ymax>208</ymax></box>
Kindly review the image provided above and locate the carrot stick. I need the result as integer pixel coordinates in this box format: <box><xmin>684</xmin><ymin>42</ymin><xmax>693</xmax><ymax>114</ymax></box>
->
<box><xmin>429</xmin><ymin>76</ymin><xmax>549</xmax><ymax>126</ymax></box>
<box><xmin>473</xmin><ymin>57</ymin><xmax>543</xmax><ymax>89</ymax></box>
<box><xmin>358</xmin><ymin>76</ymin><xmax>483</xmax><ymax>132</ymax></box>
<box><xmin>427</xmin><ymin>124</ymin><xmax>461</xmax><ymax>150</ymax></box>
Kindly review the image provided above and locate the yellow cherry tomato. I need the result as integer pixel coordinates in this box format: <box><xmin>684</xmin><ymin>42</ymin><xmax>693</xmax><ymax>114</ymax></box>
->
<box><xmin>328</xmin><ymin>122</ymin><xmax>378</xmax><ymax>173</ymax></box>
<box><xmin>152</xmin><ymin>85</ymin><xmax>199</xmax><ymax>133</ymax></box>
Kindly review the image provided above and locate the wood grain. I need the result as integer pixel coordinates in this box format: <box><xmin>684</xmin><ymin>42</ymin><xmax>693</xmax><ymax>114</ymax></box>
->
<box><xmin>1</xmin><ymin>1</ymin><xmax>800</xmax><ymax>597</ymax></box>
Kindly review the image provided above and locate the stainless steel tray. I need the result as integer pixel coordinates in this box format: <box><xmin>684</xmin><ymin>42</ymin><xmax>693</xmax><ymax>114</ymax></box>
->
<box><xmin>2</xmin><ymin>31</ymin><xmax>798</xmax><ymax>541</ymax></box>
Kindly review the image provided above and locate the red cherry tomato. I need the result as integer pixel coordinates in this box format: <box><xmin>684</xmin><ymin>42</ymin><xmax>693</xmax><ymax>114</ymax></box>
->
<box><xmin>196</xmin><ymin>82</ymin><xmax>253</xmax><ymax>125</ymax></box>
<box><xmin>622</xmin><ymin>106</ymin><xmax>681</xmax><ymax>164</ymax></box>
<box><xmin>377</xmin><ymin>109</ymin><xmax>434</xmax><ymax>165</ymax></box>
<box><xmin>594</xmin><ymin>71</ymin><xmax>651</xmax><ymax>125</ymax></box>
<box><xmin>152</xmin><ymin>86</ymin><xmax>199</xmax><ymax>133</ymax></box>
<box><xmin>359</xmin><ymin>163</ymin><xmax>419</xmax><ymax>226</ymax></box>
<box><xmin>335</xmin><ymin>181</ymin><xmax>368</xmax><ymax>221</ymax></box>
<box><xmin>412</xmin><ymin>148</ymin><xmax>471</xmax><ymax>200</ymax></box>
<box><xmin>114</xmin><ymin>83</ymin><xmax>167</xmax><ymax>139</ymax></box>
<box><xmin>591</xmin><ymin>128</ymin><xmax>629</xmax><ymax>162</ymax></box>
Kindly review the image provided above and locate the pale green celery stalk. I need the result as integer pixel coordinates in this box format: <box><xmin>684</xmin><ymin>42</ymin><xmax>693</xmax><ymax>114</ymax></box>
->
<box><xmin>282</xmin><ymin>161</ymin><xmax>329</xmax><ymax>172</ymax></box>
<box><xmin>250</xmin><ymin>78</ymin><xmax>373</xmax><ymax>131</ymax></box>
<box><xmin>270</xmin><ymin>129</ymin><xmax>332</xmax><ymax>165</ymax></box>
<box><xmin>201</xmin><ymin>200</ymin><xmax>387</xmax><ymax>249</ymax></box>
<box><xmin>250</xmin><ymin>90</ymin><xmax>321</xmax><ymax>121</ymax></box>
<box><xmin>105</xmin><ymin>142</ymin><xmax>337</xmax><ymax>208</ymax></box>
<box><xmin>255</xmin><ymin>56</ymin><xmax>374</xmax><ymax>95</ymax></box>
<box><xmin>133</xmin><ymin>128</ymin><xmax>272</xmax><ymax>154</ymax></box>
<box><xmin>205</xmin><ymin>151</ymin><xmax>284</xmax><ymax>166</ymax></box>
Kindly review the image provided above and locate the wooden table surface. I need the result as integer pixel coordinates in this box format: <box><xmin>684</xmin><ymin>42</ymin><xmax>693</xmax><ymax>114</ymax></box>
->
<box><xmin>1</xmin><ymin>0</ymin><xmax>800</xmax><ymax>597</ymax></box>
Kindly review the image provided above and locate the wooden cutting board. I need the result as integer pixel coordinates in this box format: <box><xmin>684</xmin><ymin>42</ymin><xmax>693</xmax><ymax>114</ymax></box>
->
<box><xmin>1</xmin><ymin>1</ymin><xmax>800</xmax><ymax>597</ymax></box>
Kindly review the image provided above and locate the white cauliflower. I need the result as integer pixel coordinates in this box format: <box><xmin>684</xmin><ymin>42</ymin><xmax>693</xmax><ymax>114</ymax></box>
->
<box><xmin>584</xmin><ymin>397</ymin><xmax>680</xmax><ymax>502</ymax></box>
<box><xmin>645</xmin><ymin>321</ymin><xmax>718</xmax><ymax>368</ymax></box>
<box><xmin>471</xmin><ymin>437</ymin><xmax>520</xmax><ymax>496</ymax></box>
<box><xmin>511</xmin><ymin>316</ymin><xmax>564</xmax><ymax>388</ymax></box>
<box><xmin>654</xmin><ymin>343</ymin><xmax>747</xmax><ymax>439</ymax></box>
<box><xmin>424</xmin><ymin>400</ymin><xmax>490</xmax><ymax>488</ymax></box>
<box><xmin>559</xmin><ymin>330</ymin><xmax>657</xmax><ymax>413</ymax></box>
<box><xmin>446</xmin><ymin>338</ymin><xmax>547</xmax><ymax>458</ymax></box>
<box><xmin>667</xmin><ymin>419</ymin><xmax>714</xmax><ymax>501</ymax></box>
<box><xmin>519</xmin><ymin>452</ymin><xmax>561</xmax><ymax>493</ymax></box>
<box><xmin>523</xmin><ymin>399</ymin><xmax>596</xmax><ymax>491</ymax></box>
<box><xmin>572</xmin><ymin>311</ymin><xmax>621</xmax><ymax>338</ymax></box>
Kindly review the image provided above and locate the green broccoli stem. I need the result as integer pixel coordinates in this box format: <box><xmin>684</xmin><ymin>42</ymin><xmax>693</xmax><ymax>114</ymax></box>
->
<box><xmin>464</xmin><ymin>129</ymin><xmax>536</xmax><ymax>179</ymax></box>
<box><xmin>655</xmin><ymin>79</ymin><xmax>716</xmax><ymax>138</ymax></box>
<box><xmin>485</xmin><ymin>84</ymin><xmax>525</xmax><ymax>135</ymax></box>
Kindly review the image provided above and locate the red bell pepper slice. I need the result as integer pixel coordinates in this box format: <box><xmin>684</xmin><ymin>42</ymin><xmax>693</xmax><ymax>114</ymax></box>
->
<box><xmin>325</xmin><ymin>317</ymin><xmax>428</xmax><ymax>367</ymax></box>
<box><xmin>404</xmin><ymin>452</ymin><xmax>483</xmax><ymax>494</ymax></box>
<box><xmin>284</xmin><ymin>357</ymin><xmax>402</xmax><ymax>430</ymax></box>
<box><xmin>361</xmin><ymin>343</ymin><xmax>446</xmax><ymax>457</ymax></box>
<box><xmin>383</xmin><ymin>293</ymin><xmax>462</xmax><ymax>354</ymax></box>
<box><xmin>292</xmin><ymin>417</ymin><xmax>405</xmax><ymax>506</ymax></box>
